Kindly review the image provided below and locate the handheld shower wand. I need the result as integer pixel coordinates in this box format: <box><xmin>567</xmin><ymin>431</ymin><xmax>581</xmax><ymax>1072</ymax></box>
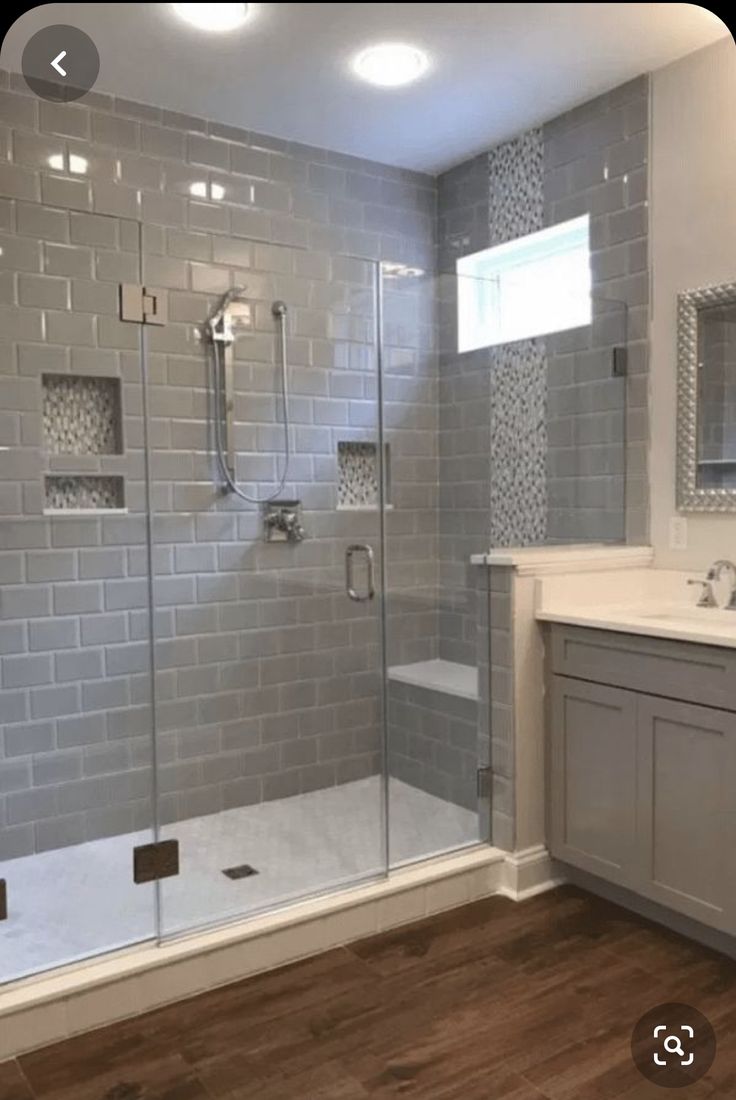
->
<box><xmin>208</xmin><ymin>288</ymin><xmax>291</xmax><ymax>505</ymax></box>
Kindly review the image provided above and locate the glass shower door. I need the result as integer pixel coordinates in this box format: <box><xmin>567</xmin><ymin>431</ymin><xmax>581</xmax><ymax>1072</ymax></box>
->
<box><xmin>141</xmin><ymin>234</ymin><xmax>388</xmax><ymax>936</ymax></box>
<box><xmin>0</xmin><ymin>205</ymin><xmax>158</xmax><ymax>982</ymax></box>
<box><xmin>381</xmin><ymin>267</ymin><xmax>496</xmax><ymax>866</ymax></box>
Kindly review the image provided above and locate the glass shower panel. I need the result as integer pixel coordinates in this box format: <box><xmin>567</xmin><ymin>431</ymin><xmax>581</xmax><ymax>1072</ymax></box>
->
<box><xmin>142</xmin><ymin>234</ymin><xmax>387</xmax><ymax>937</ymax></box>
<box><xmin>381</xmin><ymin>267</ymin><xmax>630</xmax><ymax>864</ymax></box>
<box><xmin>0</xmin><ymin>206</ymin><xmax>157</xmax><ymax>982</ymax></box>
<box><xmin>382</xmin><ymin>267</ymin><xmax>492</xmax><ymax>866</ymax></box>
<box><xmin>545</xmin><ymin>295</ymin><xmax>628</xmax><ymax>544</ymax></box>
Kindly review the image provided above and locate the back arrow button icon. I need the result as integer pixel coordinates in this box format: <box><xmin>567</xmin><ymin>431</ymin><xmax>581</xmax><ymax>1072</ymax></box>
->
<box><xmin>22</xmin><ymin>24</ymin><xmax>99</xmax><ymax>101</ymax></box>
<box><xmin>51</xmin><ymin>51</ymin><xmax>67</xmax><ymax>76</ymax></box>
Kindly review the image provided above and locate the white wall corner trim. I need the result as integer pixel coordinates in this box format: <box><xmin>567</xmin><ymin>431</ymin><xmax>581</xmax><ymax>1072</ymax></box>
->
<box><xmin>499</xmin><ymin>845</ymin><xmax>565</xmax><ymax>901</ymax></box>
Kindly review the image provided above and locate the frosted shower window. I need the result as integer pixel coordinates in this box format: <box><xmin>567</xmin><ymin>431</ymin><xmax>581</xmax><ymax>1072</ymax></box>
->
<box><xmin>456</xmin><ymin>214</ymin><xmax>591</xmax><ymax>352</ymax></box>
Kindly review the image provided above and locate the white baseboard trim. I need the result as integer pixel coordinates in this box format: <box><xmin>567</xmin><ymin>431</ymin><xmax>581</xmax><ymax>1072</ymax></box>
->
<box><xmin>498</xmin><ymin>844</ymin><xmax>565</xmax><ymax>901</ymax></box>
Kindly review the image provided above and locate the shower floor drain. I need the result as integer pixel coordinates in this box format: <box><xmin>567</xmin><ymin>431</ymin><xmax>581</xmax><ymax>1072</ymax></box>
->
<box><xmin>222</xmin><ymin>863</ymin><xmax>259</xmax><ymax>880</ymax></box>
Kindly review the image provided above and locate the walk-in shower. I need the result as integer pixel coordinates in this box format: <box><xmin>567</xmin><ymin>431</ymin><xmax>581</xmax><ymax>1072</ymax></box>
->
<box><xmin>0</xmin><ymin>195</ymin><xmax>628</xmax><ymax>986</ymax></box>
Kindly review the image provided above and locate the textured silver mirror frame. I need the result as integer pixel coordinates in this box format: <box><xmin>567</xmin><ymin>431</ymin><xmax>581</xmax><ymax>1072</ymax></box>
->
<box><xmin>676</xmin><ymin>281</ymin><xmax>736</xmax><ymax>512</ymax></box>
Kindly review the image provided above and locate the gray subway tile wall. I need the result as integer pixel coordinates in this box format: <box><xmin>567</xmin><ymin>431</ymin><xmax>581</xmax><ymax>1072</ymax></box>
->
<box><xmin>436</xmin><ymin>155</ymin><xmax>491</xmax><ymax>667</ymax></box>
<box><xmin>1</xmin><ymin>66</ymin><xmax>651</xmax><ymax>860</ymax></box>
<box><xmin>0</xmin><ymin>72</ymin><xmax>439</xmax><ymax>855</ymax></box>
<box><xmin>434</xmin><ymin>79</ymin><xmax>650</xmax><ymax>659</ymax></box>
<box><xmin>543</xmin><ymin>75</ymin><xmax>650</xmax><ymax>544</ymax></box>
<box><xmin>387</xmin><ymin>679</ymin><xmax>478</xmax><ymax>811</ymax></box>
<box><xmin>471</xmin><ymin>563</ymin><xmax>515</xmax><ymax>851</ymax></box>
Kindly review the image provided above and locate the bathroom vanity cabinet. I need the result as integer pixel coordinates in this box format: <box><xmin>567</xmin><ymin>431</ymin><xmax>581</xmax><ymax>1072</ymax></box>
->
<box><xmin>547</xmin><ymin>625</ymin><xmax>736</xmax><ymax>935</ymax></box>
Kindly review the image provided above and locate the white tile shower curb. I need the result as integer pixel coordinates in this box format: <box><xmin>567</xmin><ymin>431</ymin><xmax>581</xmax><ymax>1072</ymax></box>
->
<box><xmin>0</xmin><ymin>846</ymin><xmax>560</xmax><ymax>1060</ymax></box>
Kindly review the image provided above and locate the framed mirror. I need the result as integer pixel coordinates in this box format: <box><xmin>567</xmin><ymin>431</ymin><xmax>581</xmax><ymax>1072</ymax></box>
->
<box><xmin>677</xmin><ymin>280</ymin><xmax>736</xmax><ymax>511</ymax></box>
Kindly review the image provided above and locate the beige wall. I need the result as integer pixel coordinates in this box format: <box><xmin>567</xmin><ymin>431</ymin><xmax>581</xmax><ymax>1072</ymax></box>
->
<box><xmin>650</xmin><ymin>34</ymin><xmax>736</xmax><ymax>568</ymax></box>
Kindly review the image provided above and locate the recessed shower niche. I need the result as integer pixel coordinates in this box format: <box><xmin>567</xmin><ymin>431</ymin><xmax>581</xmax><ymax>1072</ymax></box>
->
<box><xmin>44</xmin><ymin>475</ymin><xmax>125</xmax><ymax>512</ymax></box>
<box><xmin>42</xmin><ymin>373</ymin><xmax>125</xmax><ymax>512</ymax></box>
<box><xmin>42</xmin><ymin>374</ymin><xmax>123</xmax><ymax>456</ymax></box>
<box><xmin>337</xmin><ymin>440</ymin><xmax>391</xmax><ymax>510</ymax></box>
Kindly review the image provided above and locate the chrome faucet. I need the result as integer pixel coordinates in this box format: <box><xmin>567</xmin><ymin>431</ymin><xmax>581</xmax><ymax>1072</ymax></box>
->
<box><xmin>688</xmin><ymin>559</ymin><xmax>736</xmax><ymax>609</ymax></box>
<box><xmin>707</xmin><ymin>559</ymin><xmax>736</xmax><ymax>609</ymax></box>
<box><xmin>687</xmin><ymin>577</ymin><xmax>718</xmax><ymax>607</ymax></box>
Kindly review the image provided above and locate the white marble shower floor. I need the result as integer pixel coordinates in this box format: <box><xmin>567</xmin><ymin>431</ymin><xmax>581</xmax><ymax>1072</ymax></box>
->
<box><xmin>0</xmin><ymin>777</ymin><xmax>478</xmax><ymax>984</ymax></box>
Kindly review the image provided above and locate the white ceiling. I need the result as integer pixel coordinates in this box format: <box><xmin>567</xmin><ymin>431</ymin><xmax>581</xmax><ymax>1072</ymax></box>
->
<box><xmin>1</xmin><ymin>3</ymin><xmax>730</xmax><ymax>173</ymax></box>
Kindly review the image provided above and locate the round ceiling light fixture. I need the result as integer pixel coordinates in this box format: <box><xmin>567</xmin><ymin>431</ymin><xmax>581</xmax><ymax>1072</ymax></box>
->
<box><xmin>351</xmin><ymin>42</ymin><xmax>430</xmax><ymax>87</ymax></box>
<box><xmin>173</xmin><ymin>3</ymin><xmax>250</xmax><ymax>32</ymax></box>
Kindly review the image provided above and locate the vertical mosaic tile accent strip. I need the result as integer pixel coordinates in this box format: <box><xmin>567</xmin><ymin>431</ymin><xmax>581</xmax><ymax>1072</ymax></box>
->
<box><xmin>488</xmin><ymin>128</ymin><xmax>544</xmax><ymax>248</ymax></box>
<box><xmin>43</xmin><ymin>374</ymin><xmax>122</xmax><ymax>456</ymax></box>
<box><xmin>490</xmin><ymin>340</ymin><xmax>547</xmax><ymax>546</ymax></box>
<box><xmin>337</xmin><ymin>441</ymin><xmax>386</xmax><ymax>509</ymax></box>
<box><xmin>44</xmin><ymin>475</ymin><xmax>125</xmax><ymax>511</ymax></box>
<box><xmin>487</xmin><ymin>129</ymin><xmax>548</xmax><ymax>546</ymax></box>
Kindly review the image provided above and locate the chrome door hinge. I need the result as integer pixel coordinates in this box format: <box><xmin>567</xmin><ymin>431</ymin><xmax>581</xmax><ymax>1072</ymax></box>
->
<box><xmin>612</xmin><ymin>346</ymin><xmax>628</xmax><ymax>377</ymax></box>
<box><xmin>477</xmin><ymin>766</ymin><xmax>492</xmax><ymax>800</ymax></box>
<box><xmin>0</xmin><ymin>879</ymin><xmax>6</xmax><ymax>921</ymax></box>
<box><xmin>120</xmin><ymin>284</ymin><xmax>167</xmax><ymax>325</ymax></box>
<box><xmin>133</xmin><ymin>839</ymin><xmax>180</xmax><ymax>884</ymax></box>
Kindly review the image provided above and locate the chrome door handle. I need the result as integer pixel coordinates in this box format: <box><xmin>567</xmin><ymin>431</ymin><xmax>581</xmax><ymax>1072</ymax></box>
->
<box><xmin>346</xmin><ymin>544</ymin><xmax>375</xmax><ymax>602</ymax></box>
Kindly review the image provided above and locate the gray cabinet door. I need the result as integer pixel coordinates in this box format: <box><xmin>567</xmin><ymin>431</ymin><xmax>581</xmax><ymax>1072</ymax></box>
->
<box><xmin>549</xmin><ymin>676</ymin><xmax>639</xmax><ymax>887</ymax></box>
<box><xmin>637</xmin><ymin>695</ymin><xmax>736</xmax><ymax>933</ymax></box>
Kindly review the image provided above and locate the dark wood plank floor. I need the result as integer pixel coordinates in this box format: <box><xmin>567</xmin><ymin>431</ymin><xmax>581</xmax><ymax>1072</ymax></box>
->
<box><xmin>3</xmin><ymin>885</ymin><xmax>736</xmax><ymax>1099</ymax></box>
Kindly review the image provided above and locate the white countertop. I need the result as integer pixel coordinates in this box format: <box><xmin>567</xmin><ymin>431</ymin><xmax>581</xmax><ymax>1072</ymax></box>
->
<box><xmin>536</xmin><ymin>568</ymin><xmax>736</xmax><ymax>650</ymax></box>
<box><xmin>470</xmin><ymin>545</ymin><xmax>653</xmax><ymax>574</ymax></box>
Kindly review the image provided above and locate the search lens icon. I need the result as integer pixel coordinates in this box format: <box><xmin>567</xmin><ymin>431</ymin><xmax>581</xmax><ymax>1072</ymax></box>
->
<box><xmin>632</xmin><ymin>1002</ymin><xmax>716</xmax><ymax>1087</ymax></box>
<box><xmin>663</xmin><ymin>1035</ymin><xmax>685</xmax><ymax>1057</ymax></box>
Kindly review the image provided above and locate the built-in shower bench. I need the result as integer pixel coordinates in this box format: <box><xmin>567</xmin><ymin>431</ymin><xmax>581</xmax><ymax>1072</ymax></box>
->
<box><xmin>386</xmin><ymin>660</ymin><xmax>479</xmax><ymax>811</ymax></box>
<box><xmin>387</xmin><ymin>658</ymin><xmax>478</xmax><ymax>700</ymax></box>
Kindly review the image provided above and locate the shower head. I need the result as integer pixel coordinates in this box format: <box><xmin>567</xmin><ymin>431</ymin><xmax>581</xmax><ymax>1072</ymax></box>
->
<box><xmin>208</xmin><ymin>286</ymin><xmax>249</xmax><ymax>341</ymax></box>
<box><xmin>218</xmin><ymin>285</ymin><xmax>247</xmax><ymax>311</ymax></box>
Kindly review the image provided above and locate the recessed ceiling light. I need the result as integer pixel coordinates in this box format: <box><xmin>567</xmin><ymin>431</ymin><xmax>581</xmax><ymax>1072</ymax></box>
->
<box><xmin>352</xmin><ymin>42</ymin><xmax>429</xmax><ymax>88</ymax></box>
<box><xmin>173</xmin><ymin>3</ymin><xmax>249</xmax><ymax>32</ymax></box>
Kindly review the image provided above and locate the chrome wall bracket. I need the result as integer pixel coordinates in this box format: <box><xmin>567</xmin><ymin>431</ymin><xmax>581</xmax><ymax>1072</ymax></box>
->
<box><xmin>477</xmin><ymin>766</ymin><xmax>493</xmax><ymax>800</ymax></box>
<box><xmin>612</xmin><ymin>346</ymin><xmax>628</xmax><ymax>377</ymax></box>
<box><xmin>119</xmin><ymin>284</ymin><xmax>167</xmax><ymax>325</ymax></box>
